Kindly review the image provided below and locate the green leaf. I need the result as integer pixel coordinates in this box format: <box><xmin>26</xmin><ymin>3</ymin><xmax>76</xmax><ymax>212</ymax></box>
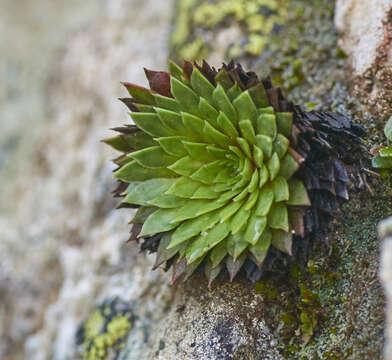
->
<box><xmin>207</xmin><ymin>145</ymin><xmax>229</xmax><ymax>159</ymax></box>
<box><xmin>273</xmin><ymin>134</ymin><xmax>289</xmax><ymax>159</ymax></box>
<box><xmin>129</xmin><ymin>146</ymin><xmax>178</xmax><ymax>168</ymax></box>
<box><xmin>209</xmin><ymin>239</ymin><xmax>228</xmax><ymax>268</ymax></box>
<box><xmin>257</xmin><ymin>114</ymin><xmax>277</xmax><ymax>140</ymax></box>
<box><xmin>271</xmin><ymin>229</ymin><xmax>292</xmax><ymax>255</ymax></box>
<box><xmin>272</xmin><ymin>176</ymin><xmax>289</xmax><ymax>202</ymax></box>
<box><xmin>153</xmin><ymin>94</ymin><xmax>180</xmax><ymax>112</ymax></box>
<box><xmin>168</xmin><ymin>60</ymin><xmax>184</xmax><ymax>80</ymax></box>
<box><xmin>233</xmin><ymin>158</ymin><xmax>253</xmax><ymax>189</ymax></box>
<box><xmin>190</xmin><ymin>67</ymin><xmax>215</xmax><ymax>104</ymax></box>
<box><xmin>219</xmin><ymin>201</ymin><xmax>243</xmax><ymax>223</ymax></box>
<box><xmin>131</xmin><ymin>206</ymin><xmax>157</xmax><ymax>224</ymax></box>
<box><xmin>114</xmin><ymin>160</ymin><xmax>176</xmax><ymax>182</ymax></box>
<box><xmin>168</xmin><ymin>155</ymin><xmax>203</xmax><ymax>176</ymax></box>
<box><xmin>135</xmin><ymin>103</ymin><xmax>156</xmax><ymax>113</ymax></box>
<box><xmin>156</xmin><ymin>108</ymin><xmax>188</xmax><ymax>134</ymax></box>
<box><xmin>287</xmin><ymin>179</ymin><xmax>311</xmax><ymax>206</ymax></box>
<box><xmin>227</xmin><ymin>232</ymin><xmax>249</xmax><ymax>259</ymax></box>
<box><xmin>213</xmin><ymin>83</ymin><xmax>237</xmax><ymax>125</ymax></box>
<box><xmin>249</xmin><ymin>228</ymin><xmax>271</xmax><ymax>264</ymax></box>
<box><xmin>255</xmin><ymin>187</ymin><xmax>274</xmax><ymax>216</ymax></box>
<box><xmin>233</xmin><ymin>91</ymin><xmax>257</xmax><ymax>125</ymax></box>
<box><xmin>203</xmin><ymin>121</ymin><xmax>232</xmax><ymax>149</ymax></box>
<box><xmin>102</xmin><ymin>136</ymin><xmax>131</xmax><ymax>152</ymax></box>
<box><xmin>279</xmin><ymin>153</ymin><xmax>300</xmax><ymax>179</ymax></box>
<box><xmin>244</xmin><ymin>213</ymin><xmax>267</xmax><ymax>245</ymax></box>
<box><xmin>215</xmin><ymin>68</ymin><xmax>234</xmax><ymax>90</ymax></box>
<box><xmin>385</xmin><ymin>116</ymin><xmax>392</xmax><ymax>142</ymax></box>
<box><xmin>139</xmin><ymin>208</ymin><xmax>181</xmax><ymax>237</ymax></box>
<box><xmin>148</xmin><ymin>193</ymin><xmax>187</xmax><ymax>208</ymax></box>
<box><xmin>182</xmin><ymin>112</ymin><xmax>205</xmax><ymax>141</ymax></box>
<box><xmin>157</xmin><ymin>136</ymin><xmax>188</xmax><ymax>157</ymax></box>
<box><xmin>239</xmin><ymin>120</ymin><xmax>256</xmax><ymax>145</ymax></box>
<box><xmin>125</xmin><ymin>131</ymin><xmax>157</xmax><ymax>150</ymax></box>
<box><xmin>123</xmin><ymin>178</ymin><xmax>174</xmax><ymax>205</ymax></box>
<box><xmin>191</xmin><ymin>160</ymin><xmax>224</xmax><ymax>184</ymax></box>
<box><xmin>227</xmin><ymin>83</ymin><xmax>242</xmax><ymax>101</ymax></box>
<box><xmin>230</xmin><ymin>206</ymin><xmax>251</xmax><ymax>234</ymax></box>
<box><xmin>191</xmin><ymin>184</ymin><xmax>220</xmax><ymax>199</ymax></box>
<box><xmin>171</xmin><ymin>77</ymin><xmax>201</xmax><ymax>116</ymax></box>
<box><xmin>168</xmin><ymin>210</ymin><xmax>221</xmax><ymax>248</ymax></box>
<box><xmin>217</xmin><ymin>111</ymin><xmax>239</xmax><ymax>138</ymax></box>
<box><xmin>130</xmin><ymin>112</ymin><xmax>172</xmax><ymax>137</ymax></box>
<box><xmin>248</xmin><ymin>83</ymin><xmax>269</xmax><ymax>107</ymax></box>
<box><xmin>268</xmin><ymin>203</ymin><xmax>289</xmax><ymax>232</ymax></box>
<box><xmin>253</xmin><ymin>145</ymin><xmax>264</xmax><ymax>167</ymax></box>
<box><xmin>244</xmin><ymin>188</ymin><xmax>259</xmax><ymax>210</ymax></box>
<box><xmin>199</xmin><ymin>97</ymin><xmax>220</xmax><ymax>129</ymax></box>
<box><xmin>258</xmin><ymin>165</ymin><xmax>269</xmax><ymax>188</ymax></box>
<box><xmin>226</xmin><ymin>252</ymin><xmax>246</xmax><ymax>280</ymax></box>
<box><xmin>247</xmin><ymin>170</ymin><xmax>259</xmax><ymax>193</ymax></box>
<box><xmin>172</xmin><ymin>198</ymin><xmax>228</xmax><ymax>222</ymax></box>
<box><xmin>186</xmin><ymin>222</ymin><xmax>230</xmax><ymax>263</ymax></box>
<box><xmin>258</xmin><ymin>106</ymin><xmax>275</xmax><ymax>115</ymax></box>
<box><xmin>183</xmin><ymin>141</ymin><xmax>215</xmax><ymax>162</ymax></box>
<box><xmin>153</xmin><ymin>232</ymin><xmax>181</xmax><ymax>269</ymax></box>
<box><xmin>255</xmin><ymin>134</ymin><xmax>272</xmax><ymax>158</ymax></box>
<box><xmin>166</xmin><ymin>177</ymin><xmax>201</xmax><ymax>198</ymax></box>
<box><xmin>276</xmin><ymin>112</ymin><xmax>293</xmax><ymax>138</ymax></box>
<box><xmin>235</xmin><ymin>137</ymin><xmax>251</xmax><ymax>159</ymax></box>
<box><xmin>268</xmin><ymin>152</ymin><xmax>280</xmax><ymax>181</ymax></box>
<box><xmin>123</xmin><ymin>82</ymin><xmax>155</xmax><ymax>104</ymax></box>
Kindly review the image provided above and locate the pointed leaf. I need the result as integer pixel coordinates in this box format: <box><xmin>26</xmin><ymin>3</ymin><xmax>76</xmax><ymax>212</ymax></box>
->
<box><xmin>156</xmin><ymin>108</ymin><xmax>188</xmax><ymax>134</ymax></box>
<box><xmin>122</xmin><ymin>82</ymin><xmax>154</xmax><ymax>104</ymax></box>
<box><xmin>123</xmin><ymin>178</ymin><xmax>174</xmax><ymax>205</ymax></box>
<box><xmin>287</xmin><ymin>179</ymin><xmax>311</xmax><ymax>206</ymax></box>
<box><xmin>273</xmin><ymin>134</ymin><xmax>289</xmax><ymax>159</ymax></box>
<box><xmin>244</xmin><ymin>213</ymin><xmax>267</xmax><ymax>245</ymax></box>
<box><xmin>233</xmin><ymin>91</ymin><xmax>257</xmax><ymax>125</ymax></box>
<box><xmin>226</xmin><ymin>253</ymin><xmax>247</xmax><ymax>281</ymax></box>
<box><xmin>131</xmin><ymin>206</ymin><xmax>157</xmax><ymax>224</ymax></box>
<box><xmin>231</xmin><ymin>206</ymin><xmax>251</xmax><ymax>234</ymax></box>
<box><xmin>272</xmin><ymin>176</ymin><xmax>289</xmax><ymax>202</ymax></box>
<box><xmin>268</xmin><ymin>203</ymin><xmax>289</xmax><ymax>232</ymax></box>
<box><xmin>171</xmin><ymin>77</ymin><xmax>201</xmax><ymax>116</ymax></box>
<box><xmin>268</xmin><ymin>152</ymin><xmax>280</xmax><ymax>180</ymax></box>
<box><xmin>239</xmin><ymin>120</ymin><xmax>256</xmax><ymax>145</ymax></box>
<box><xmin>129</xmin><ymin>146</ymin><xmax>178</xmax><ymax>168</ymax></box>
<box><xmin>279</xmin><ymin>153</ymin><xmax>300</xmax><ymax>179</ymax></box>
<box><xmin>255</xmin><ymin>134</ymin><xmax>272</xmax><ymax>158</ymax></box>
<box><xmin>183</xmin><ymin>141</ymin><xmax>215</xmax><ymax>162</ymax></box>
<box><xmin>217</xmin><ymin>111</ymin><xmax>239</xmax><ymax>138</ymax></box>
<box><xmin>169</xmin><ymin>60</ymin><xmax>184</xmax><ymax>80</ymax></box>
<box><xmin>130</xmin><ymin>112</ymin><xmax>172</xmax><ymax>137</ymax></box>
<box><xmin>153</xmin><ymin>94</ymin><xmax>180</xmax><ymax>112</ymax></box>
<box><xmin>227</xmin><ymin>232</ymin><xmax>249</xmax><ymax>259</ymax></box>
<box><xmin>172</xmin><ymin>198</ymin><xmax>228</xmax><ymax>222</ymax></box>
<box><xmin>153</xmin><ymin>232</ymin><xmax>180</xmax><ymax>269</ymax></box>
<box><xmin>257</xmin><ymin>114</ymin><xmax>277</xmax><ymax>140</ymax></box>
<box><xmin>271</xmin><ymin>229</ymin><xmax>293</xmax><ymax>255</ymax></box>
<box><xmin>157</xmin><ymin>136</ymin><xmax>188</xmax><ymax>157</ymax></box>
<box><xmin>168</xmin><ymin>155</ymin><xmax>203</xmax><ymax>176</ymax></box>
<box><xmin>249</xmin><ymin>228</ymin><xmax>271</xmax><ymax>265</ymax></box>
<box><xmin>253</xmin><ymin>145</ymin><xmax>264</xmax><ymax>167</ymax></box>
<box><xmin>215</xmin><ymin>68</ymin><xmax>234</xmax><ymax>90</ymax></box>
<box><xmin>191</xmin><ymin>67</ymin><xmax>215</xmax><ymax>104</ymax></box>
<box><xmin>236</xmin><ymin>137</ymin><xmax>252</xmax><ymax>158</ymax></box>
<box><xmin>168</xmin><ymin>210</ymin><xmax>221</xmax><ymax>248</ymax></box>
<box><xmin>258</xmin><ymin>165</ymin><xmax>269</xmax><ymax>188</ymax></box>
<box><xmin>203</xmin><ymin>121</ymin><xmax>232</xmax><ymax>149</ymax></box>
<box><xmin>276</xmin><ymin>112</ymin><xmax>293</xmax><ymax>138</ymax></box>
<box><xmin>139</xmin><ymin>208</ymin><xmax>181</xmax><ymax>237</ymax></box>
<box><xmin>114</xmin><ymin>160</ymin><xmax>176</xmax><ymax>182</ymax></box>
<box><xmin>199</xmin><ymin>97</ymin><xmax>220</xmax><ymax>128</ymax></box>
<box><xmin>255</xmin><ymin>187</ymin><xmax>274</xmax><ymax>216</ymax></box>
<box><xmin>248</xmin><ymin>83</ymin><xmax>269</xmax><ymax>107</ymax></box>
<box><xmin>148</xmin><ymin>193</ymin><xmax>187</xmax><ymax>208</ymax></box>
<box><xmin>182</xmin><ymin>112</ymin><xmax>205</xmax><ymax>141</ymax></box>
<box><xmin>213</xmin><ymin>83</ymin><xmax>237</xmax><ymax>125</ymax></box>
<box><xmin>191</xmin><ymin>160</ymin><xmax>224</xmax><ymax>184</ymax></box>
<box><xmin>166</xmin><ymin>177</ymin><xmax>200</xmax><ymax>198</ymax></box>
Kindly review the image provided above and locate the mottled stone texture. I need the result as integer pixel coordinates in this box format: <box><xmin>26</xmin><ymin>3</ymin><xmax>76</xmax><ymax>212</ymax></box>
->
<box><xmin>380</xmin><ymin>217</ymin><xmax>392</xmax><ymax>360</ymax></box>
<box><xmin>335</xmin><ymin>0</ymin><xmax>392</xmax><ymax>120</ymax></box>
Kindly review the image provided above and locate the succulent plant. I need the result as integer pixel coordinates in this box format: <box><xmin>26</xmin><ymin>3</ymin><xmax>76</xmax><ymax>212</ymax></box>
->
<box><xmin>372</xmin><ymin>116</ymin><xmax>392</xmax><ymax>172</ymax></box>
<box><xmin>105</xmin><ymin>60</ymin><xmax>365</xmax><ymax>284</ymax></box>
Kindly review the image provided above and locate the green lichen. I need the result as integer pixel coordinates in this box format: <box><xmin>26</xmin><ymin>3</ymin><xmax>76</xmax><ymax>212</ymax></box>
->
<box><xmin>170</xmin><ymin>0</ymin><xmax>289</xmax><ymax>62</ymax></box>
<box><xmin>76</xmin><ymin>298</ymin><xmax>134</xmax><ymax>360</ymax></box>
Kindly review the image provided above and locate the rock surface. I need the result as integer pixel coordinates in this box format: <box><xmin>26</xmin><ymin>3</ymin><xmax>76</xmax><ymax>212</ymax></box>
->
<box><xmin>380</xmin><ymin>217</ymin><xmax>392</xmax><ymax>360</ymax></box>
<box><xmin>335</xmin><ymin>0</ymin><xmax>392</xmax><ymax>119</ymax></box>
